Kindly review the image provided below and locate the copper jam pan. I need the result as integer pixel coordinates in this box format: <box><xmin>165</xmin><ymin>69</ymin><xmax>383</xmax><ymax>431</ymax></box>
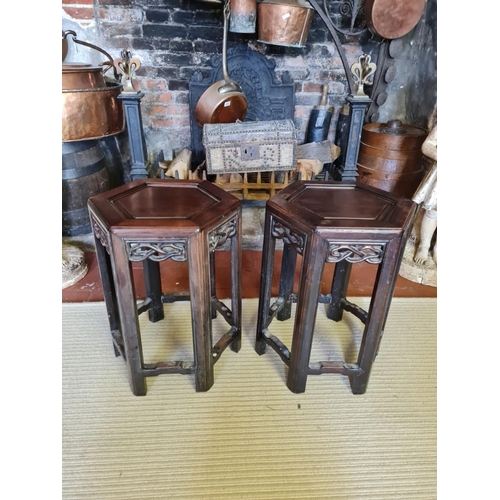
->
<box><xmin>62</xmin><ymin>63</ymin><xmax>107</xmax><ymax>91</ymax></box>
<box><xmin>62</xmin><ymin>82</ymin><xmax>125</xmax><ymax>142</ymax></box>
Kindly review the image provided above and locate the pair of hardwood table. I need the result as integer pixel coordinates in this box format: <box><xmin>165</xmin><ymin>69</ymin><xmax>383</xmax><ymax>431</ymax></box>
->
<box><xmin>88</xmin><ymin>178</ymin><xmax>416</xmax><ymax>396</ymax></box>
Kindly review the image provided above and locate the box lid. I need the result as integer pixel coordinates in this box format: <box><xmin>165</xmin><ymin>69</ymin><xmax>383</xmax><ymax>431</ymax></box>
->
<box><xmin>202</xmin><ymin>119</ymin><xmax>297</xmax><ymax>146</ymax></box>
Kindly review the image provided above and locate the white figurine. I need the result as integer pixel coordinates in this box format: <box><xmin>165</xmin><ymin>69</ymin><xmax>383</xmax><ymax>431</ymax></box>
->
<box><xmin>412</xmin><ymin>114</ymin><xmax>437</xmax><ymax>265</ymax></box>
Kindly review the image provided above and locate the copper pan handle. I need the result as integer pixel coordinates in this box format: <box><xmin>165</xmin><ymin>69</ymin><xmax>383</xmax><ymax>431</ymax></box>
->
<box><xmin>217</xmin><ymin>0</ymin><xmax>243</xmax><ymax>94</ymax></box>
<box><xmin>62</xmin><ymin>30</ymin><xmax>120</xmax><ymax>81</ymax></box>
<box><xmin>221</xmin><ymin>0</ymin><xmax>231</xmax><ymax>82</ymax></box>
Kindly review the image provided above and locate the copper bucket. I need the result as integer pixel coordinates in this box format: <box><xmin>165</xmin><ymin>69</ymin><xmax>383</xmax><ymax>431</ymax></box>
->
<box><xmin>257</xmin><ymin>0</ymin><xmax>314</xmax><ymax>48</ymax></box>
<box><xmin>62</xmin><ymin>31</ymin><xmax>125</xmax><ymax>142</ymax></box>
<box><xmin>230</xmin><ymin>0</ymin><xmax>257</xmax><ymax>33</ymax></box>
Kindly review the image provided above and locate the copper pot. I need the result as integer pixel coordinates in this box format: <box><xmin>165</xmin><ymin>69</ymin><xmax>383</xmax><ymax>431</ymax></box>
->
<box><xmin>229</xmin><ymin>0</ymin><xmax>256</xmax><ymax>33</ymax></box>
<box><xmin>194</xmin><ymin>1</ymin><xmax>248</xmax><ymax>126</ymax></box>
<box><xmin>62</xmin><ymin>31</ymin><xmax>125</xmax><ymax>142</ymax></box>
<box><xmin>257</xmin><ymin>0</ymin><xmax>314</xmax><ymax>48</ymax></box>
<box><xmin>62</xmin><ymin>63</ymin><xmax>107</xmax><ymax>90</ymax></box>
<box><xmin>62</xmin><ymin>82</ymin><xmax>125</xmax><ymax>142</ymax></box>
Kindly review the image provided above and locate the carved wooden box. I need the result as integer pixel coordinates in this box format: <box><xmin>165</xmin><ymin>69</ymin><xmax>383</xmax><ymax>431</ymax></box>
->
<box><xmin>202</xmin><ymin>119</ymin><xmax>297</xmax><ymax>174</ymax></box>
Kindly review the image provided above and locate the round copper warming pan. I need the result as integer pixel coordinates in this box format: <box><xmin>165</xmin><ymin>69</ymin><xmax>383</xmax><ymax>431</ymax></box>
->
<box><xmin>365</xmin><ymin>0</ymin><xmax>426</xmax><ymax>40</ymax></box>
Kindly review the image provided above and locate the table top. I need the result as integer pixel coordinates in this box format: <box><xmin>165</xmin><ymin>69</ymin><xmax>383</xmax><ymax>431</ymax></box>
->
<box><xmin>268</xmin><ymin>181</ymin><xmax>416</xmax><ymax>234</ymax></box>
<box><xmin>87</xmin><ymin>178</ymin><xmax>240</xmax><ymax>233</ymax></box>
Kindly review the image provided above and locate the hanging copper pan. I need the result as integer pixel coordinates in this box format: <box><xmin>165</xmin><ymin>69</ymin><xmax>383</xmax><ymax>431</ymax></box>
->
<box><xmin>194</xmin><ymin>1</ymin><xmax>248</xmax><ymax>126</ymax></box>
<box><xmin>365</xmin><ymin>0</ymin><xmax>426</xmax><ymax>40</ymax></box>
<box><xmin>257</xmin><ymin>0</ymin><xmax>314</xmax><ymax>48</ymax></box>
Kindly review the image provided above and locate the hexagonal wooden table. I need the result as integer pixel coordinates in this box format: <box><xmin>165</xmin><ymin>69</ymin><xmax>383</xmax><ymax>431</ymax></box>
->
<box><xmin>88</xmin><ymin>178</ymin><xmax>242</xmax><ymax>396</ymax></box>
<box><xmin>255</xmin><ymin>180</ymin><xmax>417</xmax><ymax>394</ymax></box>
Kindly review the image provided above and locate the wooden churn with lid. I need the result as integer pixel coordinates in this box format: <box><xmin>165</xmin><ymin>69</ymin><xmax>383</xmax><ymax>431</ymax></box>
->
<box><xmin>356</xmin><ymin>119</ymin><xmax>427</xmax><ymax>198</ymax></box>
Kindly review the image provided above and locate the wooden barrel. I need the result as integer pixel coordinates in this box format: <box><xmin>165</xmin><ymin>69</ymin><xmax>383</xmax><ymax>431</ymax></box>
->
<box><xmin>356</xmin><ymin>120</ymin><xmax>427</xmax><ymax>198</ymax></box>
<box><xmin>62</xmin><ymin>140</ymin><xmax>110</xmax><ymax>236</ymax></box>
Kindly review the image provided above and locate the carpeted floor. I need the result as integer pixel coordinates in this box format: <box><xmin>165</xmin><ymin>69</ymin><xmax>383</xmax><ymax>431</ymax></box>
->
<box><xmin>62</xmin><ymin>298</ymin><xmax>437</xmax><ymax>500</ymax></box>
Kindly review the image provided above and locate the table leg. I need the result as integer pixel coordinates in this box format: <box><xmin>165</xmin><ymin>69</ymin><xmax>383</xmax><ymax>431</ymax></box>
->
<box><xmin>210</xmin><ymin>252</ymin><xmax>217</xmax><ymax>319</ymax></box>
<box><xmin>255</xmin><ymin>211</ymin><xmax>276</xmax><ymax>355</ymax></box>
<box><xmin>327</xmin><ymin>260</ymin><xmax>352</xmax><ymax>321</ymax></box>
<box><xmin>350</xmin><ymin>237</ymin><xmax>403</xmax><ymax>395</ymax></box>
<box><xmin>188</xmin><ymin>232</ymin><xmax>214</xmax><ymax>392</ymax></box>
<box><xmin>143</xmin><ymin>259</ymin><xmax>164</xmax><ymax>323</ymax></box>
<box><xmin>94</xmin><ymin>233</ymin><xmax>121</xmax><ymax>357</ymax></box>
<box><xmin>230</xmin><ymin>210</ymin><xmax>242</xmax><ymax>353</ymax></box>
<box><xmin>110</xmin><ymin>234</ymin><xmax>147</xmax><ymax>396</ymax></box>
<box><xmin>277</xmin><ymin>243</ymin><xmax>297</xmax><ymax>321</ymax></box>
<box><xmin>287</xmin><ymin>234</ymin><xmax>327</xmax><ymax>394</ymax></box>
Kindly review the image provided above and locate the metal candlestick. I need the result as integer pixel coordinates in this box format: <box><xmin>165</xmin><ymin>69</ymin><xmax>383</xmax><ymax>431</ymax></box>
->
<box><xmin>115</xmin><ymin>50</ymin><xmax>149</xmax><ymax>180</ymax></box>
<box><xmin>334</xmin><ymin>54</ymin><xmax>375</xmax><ymax>180</ymax></box>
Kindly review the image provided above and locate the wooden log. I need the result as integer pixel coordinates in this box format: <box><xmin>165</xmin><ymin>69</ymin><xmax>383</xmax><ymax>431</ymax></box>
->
<box><xmin>297</xmin><ymin>141</ymin><xmax>341</xmax><ymax>165</ymax></box>
<box><xmin>296</xmin><ymin>159</ymin><xmax>323</xmax><ymax>180</ymax></box>
<box><xmin>159</xmin><ymin>149</ymin><xmax>191</xmax><ymax>179</ymax></box>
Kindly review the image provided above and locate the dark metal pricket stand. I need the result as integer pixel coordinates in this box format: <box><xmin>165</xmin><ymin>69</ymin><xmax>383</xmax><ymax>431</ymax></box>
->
<box><xmin>115</xmin><ymin>50</ymin><xmax>149</xmax><ymax>181</ymax></box>
<box><xmin>118</xmin><ymin>92</ymin><xmax>148</xmax><ymax>181</ymax></box>
<box><xmin>307</xmin><ymin>0</ymin><xmax>375</xmax><ymax>181</ymax></box>
<box><xmin>332</xmin><ymin>50</ymin><xmax>375</xmax><ymax>181</ymax></box>
<box><xmin>335</xmin><ymin>94</ymin><xmax>371</xmax><ymax>181</ymax></box>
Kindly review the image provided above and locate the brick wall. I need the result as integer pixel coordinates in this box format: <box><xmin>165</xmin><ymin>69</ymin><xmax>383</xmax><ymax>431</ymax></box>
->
<box><xmin>62</xmin><ymin>0</ymin><xmax>363</xmax><ymax>163</ymax></box>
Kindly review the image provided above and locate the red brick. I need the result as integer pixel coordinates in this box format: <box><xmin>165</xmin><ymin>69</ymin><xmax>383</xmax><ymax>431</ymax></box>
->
<box><xmin>97</xmin><ymin>7</ymin><xmax>142</xmax><ymax>22</ymax></box>
<box><xmin>149</xmin><ymin>105</ymin><xmax>167</xmax><ymax>116</ymax></box>
<box><xmin>144</xmin><ymin>79</ymin><xmax>167</xmax><ymax>91</ymax></box>
<box><xmin>63</xmin><ymin>0</ymin><xmax>93</xmax><ymax>4</ymax></box>
<box><xmin>171</xmin><ymin>116</ymin><xmax>190</xmax><ymax>127</ymax></box>
<box><xmin>151</xmin><ymin>118</ymin><xmax>171</xmax><ymax>128</ymax></box>
<box><xmin>63</xmin><ymin>7</ymin><xmax>94</xmax><ymax>20</ymax></box>
<box><xmin>158</xmin><ymin>92</ymin><xmax>173</xmax><ymax>103</ymax></box>
<box><xmin>303</xmin><ymin>82</ymin><xmax>323</xmax><ymax>93</ymax></box>
<box><xmin>166</xmin><ymin>104</ymin><xmax>188</xmax><ymax>116</ymax></box>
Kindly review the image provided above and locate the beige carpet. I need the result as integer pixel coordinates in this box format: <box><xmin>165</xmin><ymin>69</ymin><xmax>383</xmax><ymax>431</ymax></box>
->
<box><xmin>62</xmin><ymin>297</ymin><xmax>436</xmax><ymax>500</ymax></box>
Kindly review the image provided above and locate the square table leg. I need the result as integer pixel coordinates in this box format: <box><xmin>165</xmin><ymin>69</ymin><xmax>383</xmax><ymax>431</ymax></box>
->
<box><xmin>230</xmin><ymin>211</ymin><xmax>242</xmax><ymax>353</ymax></box>
<box><xmin>350</xmin><ymin>236</ymin><xmax>404</xmax><ymax>395</ymax></box>
<box><xmin>94</xmin><ymin>233</ymin><xmax>121</xmax><ymax>357</ymax></box>
<box><xmin>188</xmin><ymin>232</ymin><xmax>214</xmax><ymax>392</ymax></box>
<box><xmin>277</xmin><ymin>243</ymin><xmax>298</xmax><ymax>321</ymax></box>
<box><xmin>327</xmin><ymin>260</ymin><xmax>352</xmax><ymax>322</ymax></box>
<box><xmin>143</xmin><ymin>259</ymin><xmax>164</xmax><ymax>323</ymax></box>
<box><xmin>286</xmin><ymin>234</ymin><xmax>328</xmax><ymax>394</ymax></box>
<box><xmin>209</xmin><ymin>252</ymin><xmax>217</xmax><ymax>319</ymax></box>
<box><xmin>255</xmin><ymin>211</ymin><xmax>277</xmax><ymax>355</ymax></box>
<box><xmin>110</xmin><ymin>234</ymin><xmax>147</xmax><ymax>396</ymax></box>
